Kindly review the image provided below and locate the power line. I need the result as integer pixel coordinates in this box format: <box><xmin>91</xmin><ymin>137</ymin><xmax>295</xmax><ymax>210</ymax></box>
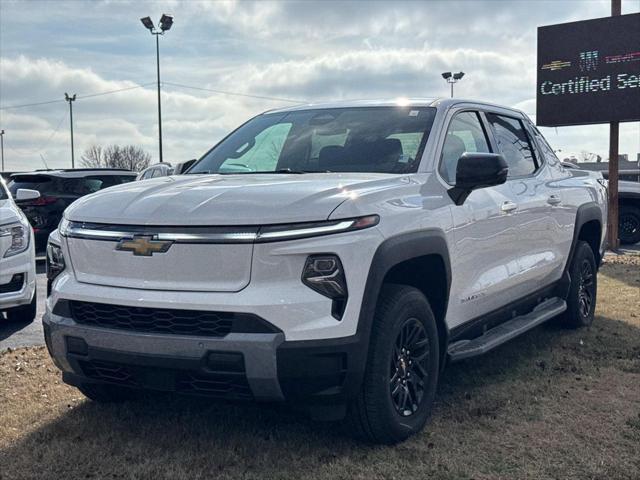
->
<box><xmin>0</xmin><ymin>83</ymin><xmax>155</xmax><ymax>111</ymax></box>
<box><xmin>162</xmin><ymin>81</ymin><xmax>307</xmax><ymax>104</ymax></box>
<box><xmin>0</xmin><ymin>81</ymin><xmax>305</xmax><ymax>111</ymax></box>
<box><xmin>77</xmin><ymin>83</ymin><xmax>156</xmax><ymax>100</ymax></box>
<box><xmin>6</xmin><ymin>109</ymin><xmax>68</xmax><ymax>157</ymax></box>
<box><xmin>0</xmin><ymin>98</ymin><xmax>66</xmax><ymax>110</ymax></box>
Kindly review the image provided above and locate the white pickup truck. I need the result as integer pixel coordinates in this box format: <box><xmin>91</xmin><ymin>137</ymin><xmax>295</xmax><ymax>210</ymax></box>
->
<box><xmin>44</xmin><ymin>98</ymin><xmax>607</xmax><ymax>444</ymax></box>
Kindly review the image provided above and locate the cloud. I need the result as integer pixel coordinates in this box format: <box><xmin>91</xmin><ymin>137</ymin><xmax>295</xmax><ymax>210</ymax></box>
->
<box><xmin>0</xmin><ymin>0</ymin><xmax>638</xmax><ymax>170</ymax></box>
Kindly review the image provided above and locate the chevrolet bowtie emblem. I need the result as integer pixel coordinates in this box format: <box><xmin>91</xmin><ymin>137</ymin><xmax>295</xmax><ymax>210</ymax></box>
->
<box><xmin>115</xmin><ymin>235</ymin><xmax>173</xmax><ymax>256</ymax></box>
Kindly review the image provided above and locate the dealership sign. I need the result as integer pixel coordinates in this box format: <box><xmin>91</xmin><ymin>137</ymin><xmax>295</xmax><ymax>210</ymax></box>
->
<box><xmin>536</xmin><ymin>13</ymin><xmax>640</xmax><ymax>127</ymax></box>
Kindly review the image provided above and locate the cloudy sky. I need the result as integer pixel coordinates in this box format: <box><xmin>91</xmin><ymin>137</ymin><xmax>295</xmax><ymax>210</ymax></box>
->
<box><xmin>1</xmin><ymin>0</ymin><xmax>639</xmax><ymax>171</ymax></box>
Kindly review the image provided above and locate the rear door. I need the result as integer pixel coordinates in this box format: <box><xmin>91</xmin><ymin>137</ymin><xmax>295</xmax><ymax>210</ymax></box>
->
<box><xmin>484</xmin><ymin>112</ymin><xmax>566</xmax><ymax>297</ymax></box>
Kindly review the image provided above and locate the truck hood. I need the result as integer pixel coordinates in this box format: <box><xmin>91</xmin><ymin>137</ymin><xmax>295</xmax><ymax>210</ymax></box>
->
<box><xmin>64</xmin><ymin>173</ymin><xmax>403</xmax><ymax>225</ymax></box>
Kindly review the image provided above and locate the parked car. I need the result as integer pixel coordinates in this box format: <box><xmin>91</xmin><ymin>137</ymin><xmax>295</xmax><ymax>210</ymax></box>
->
<box><xmin>172</xmin><ymin>159</ymin><xmax>196</xmax><ymax>175</ymax></box>
<box><xmin>44</xmin><ymin>98</ymin><xmax>607</xmax><ymax>444</ymax></box>
<box><xmin>7</xmin><ymin>169</ymin><xmax>136</xmax><ymax>250</ymax></box>
<box><xmin>0</xmin><ymin>176</ymin><xmax>37</xmax><ymax>323</ymax></box>
<box><xmin>136</xmin><ymin>163</ymin><xmax>173</xmax><ymax>180</ymax></box>
<box><xmin>619</xmin><ymin>180</ymin><xmax>640</xmax><ymax>245</ymax></box>
<box><xmin>562</xmin><ymin>162</ymin><xmax>639</xmax><ymax>245</ymax></box>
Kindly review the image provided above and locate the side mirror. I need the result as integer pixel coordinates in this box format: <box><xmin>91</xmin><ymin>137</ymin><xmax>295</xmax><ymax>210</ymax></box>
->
<box><xmin>15</xmin><ymin>188</ymin><xmax>41</xmax><ymax>202</ymax></box>
<box><xmin>448</xmin><ymin>153</ymin><xmax>508</xmax><ymax>205</ymax></box>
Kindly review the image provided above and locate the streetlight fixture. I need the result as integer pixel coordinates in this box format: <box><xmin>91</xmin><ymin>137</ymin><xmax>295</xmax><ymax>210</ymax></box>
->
<box><xmin>64</xmin><ymin>93</ymin><xmax>77</xmax><ymax>168</ymax></box>
<box><xmin>0</xmin><ymin>130</ymin><xmax>5</xmax><ymax>172</ymax></box>
<box><xmin>140</xmin><ymin>13</ymin><xmax>174</xmax><ymax>164</ymax></box>
<box><xmin>441</xmin><ymin>71</ymin><xmax>465</xmax><ymax>98</ymax></box>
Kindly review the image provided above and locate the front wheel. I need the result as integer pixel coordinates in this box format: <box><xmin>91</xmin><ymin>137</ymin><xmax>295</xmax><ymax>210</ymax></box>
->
<box><xmin>348</xmin><ymin>284</ymin><xmax>439</xmax><ymax>444</ymax></box>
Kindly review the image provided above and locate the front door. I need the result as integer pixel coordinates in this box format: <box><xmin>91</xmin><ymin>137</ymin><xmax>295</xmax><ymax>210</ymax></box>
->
<box><xmin>439</xmin><ymin>110</ymin><xmax>523</xmax><ymax>330</ymax></box>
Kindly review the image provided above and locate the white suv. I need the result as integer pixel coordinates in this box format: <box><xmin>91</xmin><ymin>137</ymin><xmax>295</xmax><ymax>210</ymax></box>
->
<box><xmin>0</xmin><ymin>177</ymin><xmax>37</xmax><ymax>323</ymax></box>
<box><xmin>44</xmin><ymin>99</ymin><xmax>607</xmax><ymax>443</ymax></box>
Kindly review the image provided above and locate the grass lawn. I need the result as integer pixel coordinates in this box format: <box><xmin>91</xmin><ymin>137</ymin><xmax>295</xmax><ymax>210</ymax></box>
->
<box><xmin>1</xmin><ymin>257</ymin><xmax>639</xmax><ymax>480</ymax></box>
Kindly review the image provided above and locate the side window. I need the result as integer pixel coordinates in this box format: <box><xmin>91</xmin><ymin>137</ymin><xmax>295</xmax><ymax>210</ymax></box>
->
<box><xmin>439</xmin><ymin>111</ymin><xmax>490</xmax><ymax>184</ymax></box>
<box><xmin>531</xmin><ymin>126</ymin><xmax>558</xmax><ymax>165</ymax></box>
<box><xmin>485</xmin><ymin>113</ymin><xmax>538</xmax><ymax>177</ymax></box>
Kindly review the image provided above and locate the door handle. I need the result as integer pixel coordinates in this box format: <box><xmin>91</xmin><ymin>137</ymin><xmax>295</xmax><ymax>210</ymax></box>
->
<box><xmin>501</xmin><ymin>201</ymin><xmax>518</xmax><ymax>213</ymax></box>
<box><xmin>547</xmin><ymin>195</ymin><xmax>562</xmax><ymax>206</ymax></box>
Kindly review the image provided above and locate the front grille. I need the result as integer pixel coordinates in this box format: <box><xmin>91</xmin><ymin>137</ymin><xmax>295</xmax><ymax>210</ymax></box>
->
<box><xmin>69</xmin><ymin>301</ymin><xmax>234</xmax><ymax>338</ymax></box>
<box><xmin>0</xmin><ymin>273</ymin><xmax>25</xmax><ymax>294</ymax></box>
<box><xmin>78</xmin><ymin>359</ymin><xmax>252</xmax><ymax>399</ymax></box>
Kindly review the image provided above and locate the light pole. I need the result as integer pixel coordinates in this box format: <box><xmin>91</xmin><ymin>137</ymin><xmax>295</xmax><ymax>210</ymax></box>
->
<box><xmin>441</xmin><ymin>71</ymin><xmax>465</xmax><ymax>98</ymax></box>
<box><xmin>65</xmin><ymin>93</ymin><xmax>77</xmax><ymax>168</ymax></box>
<box><xmin>0</xmin><ymin>130</ymin><xmax>5</xmax><ymax>172</ymax></box>
<box><xmin>140</xmin><ymin>14</ymin><xmax>174</xmax><ymax>164</ymax></box>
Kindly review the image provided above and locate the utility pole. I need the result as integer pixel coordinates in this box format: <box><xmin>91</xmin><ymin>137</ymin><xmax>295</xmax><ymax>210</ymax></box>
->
<box><xmin>140</xmin><ymin>14</ymin><xmax>174</xmax><ymax>164</ymax></box>
<box><xmin>0</xmin><ymin>130</ymin><xmax>5</xmax><ymax>172</ymax></box>
<box><xmin>65</xmin><ymin>93</ymin><xmax>77</xmax><ymax>169</ymax></box>
<box><xmin>607</xmin><ymin>0</ymin><xmax>621</xmax><ymax>250</ymax></box>
<box><xmin>156</xmin><ymin>32</ymin><xmax>163</xmax><ymax>163</ymax></box>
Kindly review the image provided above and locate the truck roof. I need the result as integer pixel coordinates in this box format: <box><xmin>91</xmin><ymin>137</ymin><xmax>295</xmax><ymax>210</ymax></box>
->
<box><xmin>266</xmin><ymin>97</ymin><xmax>528</xmax><ymax>118</ymax></box>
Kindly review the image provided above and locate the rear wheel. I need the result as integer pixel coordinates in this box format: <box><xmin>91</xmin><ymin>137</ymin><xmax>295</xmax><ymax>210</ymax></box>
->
<box><xmin>619</xmin><ymin>205</ymin><xmax>640</xmax><ymax>245</ymax></box>
<box><xmin>6</xmin><ymin>290</ymin><xmax>37</xmax><ymax>323</ymax></box>
<box><xmin>78</xmin><ymin>383</ymin><xmax>137</xmax><ymax>403</ymax></box>
<box><xmin>348</xmin><ymin>284</ymin><xmax>439</xmax><ymax>444</ymax></box>
<box><xmin>561</xmin><ymin>241</ymin><xmax>597</xmax><ymax>328</ymax></box>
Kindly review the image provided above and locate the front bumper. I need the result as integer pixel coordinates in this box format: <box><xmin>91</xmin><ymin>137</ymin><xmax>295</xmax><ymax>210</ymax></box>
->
<box><xmin>43</xmin><ymin>309</ymin><xmax>365</xmax><ymax>405</ymax></box>
<box><xmin>0</xmin><ymin>247</ymin><xmax>36</xmax><ymax>311</ymax></box>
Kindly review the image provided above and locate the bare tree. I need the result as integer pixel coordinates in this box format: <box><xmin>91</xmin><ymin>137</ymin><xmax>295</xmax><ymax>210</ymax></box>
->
<box><xmin>80</xmin><ymin>145</ymin><xmax>105</xmax><ymax>167</ymax></box>
<box><xmin>81</xmin><ymin>144</ymin><xmax>151</xmax><ymax>172</ymax></box>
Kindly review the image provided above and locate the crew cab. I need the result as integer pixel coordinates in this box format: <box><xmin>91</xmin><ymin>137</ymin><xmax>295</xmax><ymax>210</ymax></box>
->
<box><xmin>43</xmin><ymin>99</ymin><xmax>607</xmax><ymax>444</ymax></box>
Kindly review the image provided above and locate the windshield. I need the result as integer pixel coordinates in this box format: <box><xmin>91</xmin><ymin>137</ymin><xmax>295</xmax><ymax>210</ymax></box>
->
<box><xmin>189</xmin><ymin>106</ymin><xmax>437</xmax><ymax>175</ymax></box>
<box><xmin>0</xmin><ymin>179</ymin><xmax>8</xmax><ymax>200</ymax></box>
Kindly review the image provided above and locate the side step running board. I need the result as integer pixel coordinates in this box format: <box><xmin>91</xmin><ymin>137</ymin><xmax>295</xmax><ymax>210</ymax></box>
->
<box><xmin>447</xmin><ymin>297</ymin><xmax>567</xmax><ymax>362</ymax></box>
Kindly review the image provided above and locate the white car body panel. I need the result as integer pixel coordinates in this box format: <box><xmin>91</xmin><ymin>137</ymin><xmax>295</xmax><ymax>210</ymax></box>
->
<box><xmin>50</xmin><ymin>98</ymin><xmax>608</xmax><ymax>340</ymax></box>
<box><xmin>0</xmin><ymin>182</ymin><xmax>36</xmax><ymax>311</ymax></box>
<box><xmin>43</xmin><ymin>98</ymin><xmax>608</xmax><ymax>406</ymax></box>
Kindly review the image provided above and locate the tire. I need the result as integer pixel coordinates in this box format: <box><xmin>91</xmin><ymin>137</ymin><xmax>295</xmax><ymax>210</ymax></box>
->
<box><xmin>561</xmin><ymin>241</ymin><xmax>597</xmax><ymax>328</ymax></box>
<box><xmin>348</xmin><ymin>284</ymin><xmax>440</xmax><ymax>444</ymax></box>
<box><xmin>77</xmin><ymin>383</ymin><xmax>137</xmax><ymax>403</ymax></box>
<box><xmin>6</xmin><ymin>289</ymin><xmax>37</xmax><ymax>323</ymax></box>
<box><xmin>619</xmin><ymin>205</ymin><xmax>640</xmax><ymax>245</ymax></box>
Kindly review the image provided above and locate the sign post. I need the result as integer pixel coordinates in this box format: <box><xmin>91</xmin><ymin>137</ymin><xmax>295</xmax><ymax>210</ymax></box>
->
<box><xmin>608</xmin><ymin>0</ymin><xmax>622</xmax><ymax>251</ymax></box>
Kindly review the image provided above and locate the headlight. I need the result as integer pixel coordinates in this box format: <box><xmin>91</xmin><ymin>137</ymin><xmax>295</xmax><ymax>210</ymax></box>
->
<box><xmin>0</xmin><ymin>221</ymin><xmax>30</xmax><ymax>258</ymax></box>
<box><xmin>46</xmin><ymin>242</ymin><xmax>66</xmax><ymax>294</ymax></box>
<box><xmin>302</xmin><ymin>254</ymin><xmax>348</xmax><ymax>320</ymax></box>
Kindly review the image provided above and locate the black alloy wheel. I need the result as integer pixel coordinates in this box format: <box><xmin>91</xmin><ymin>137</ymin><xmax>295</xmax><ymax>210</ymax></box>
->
<box><xmin>577</xmin><ymin>259</ymin><xmax>595</xmax><ymax>319</ymax></box>
<box><xmin>561</xmin><ymin>240</ymin><xmax>597</xmax><ymax>328</ymax></box>
<box><xmin>390</xmin><ymin>318</ymin><xmax>430</xmax><ymax>417</ymax></box>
